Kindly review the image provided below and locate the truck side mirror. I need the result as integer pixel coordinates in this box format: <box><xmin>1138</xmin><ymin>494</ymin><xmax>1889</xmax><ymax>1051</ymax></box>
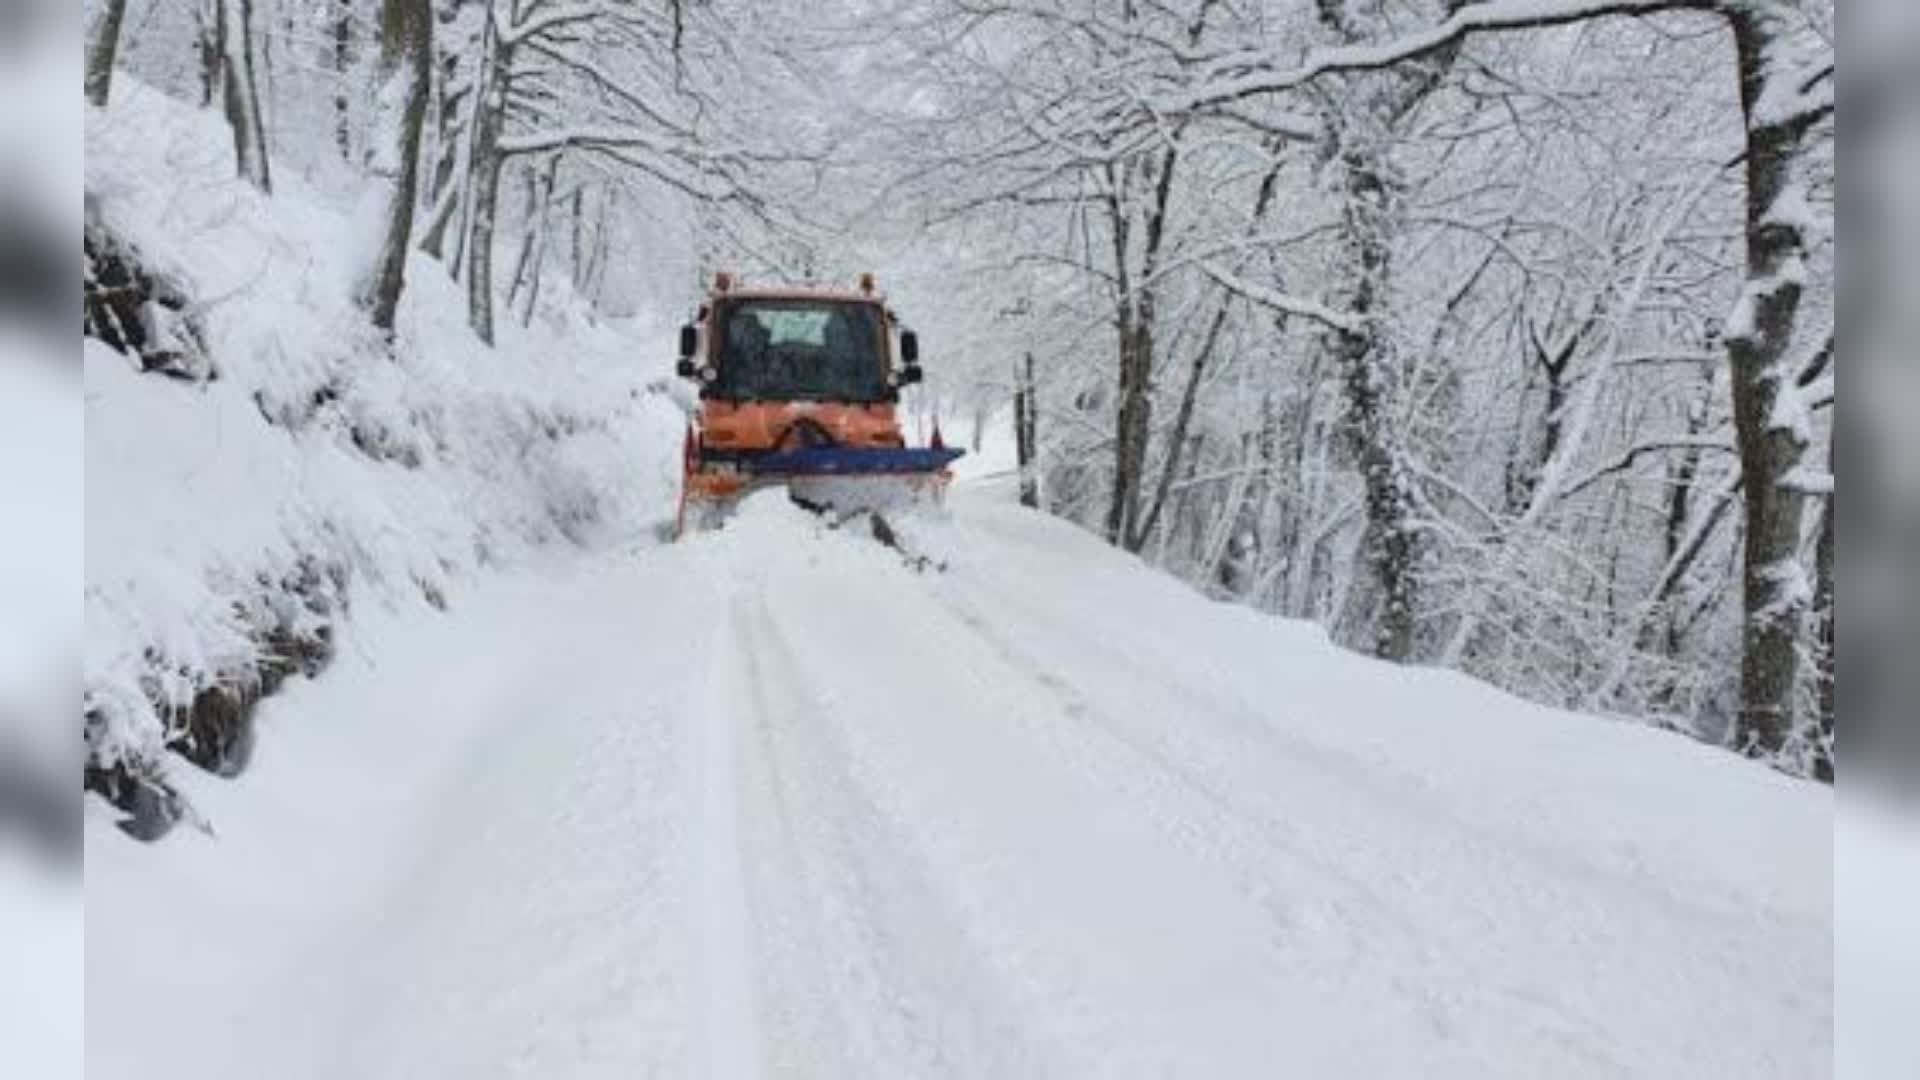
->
<box><xmin>675</xmin><ymin>358</ymin><xmax>697</xmax><ymax>379</ymax></box>
<box><xmin>898</xmin><ymin>365</ymin><xmax>923</xmax><ymax>386</ymax></box>
<box><xmin>900</xmin><ymin>330</ymin><xmax>919</xmax><ymax>365</ymax></box>
<box><xmin>678</xmin><ymin>324</ymin><xmax>697</xmax><ymax>359</ymax></box>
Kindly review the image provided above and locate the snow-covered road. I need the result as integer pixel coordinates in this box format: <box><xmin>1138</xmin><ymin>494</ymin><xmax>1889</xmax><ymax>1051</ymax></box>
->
<box><xmin>88</xmin><ymin>486</ymin><xmax>1831</xmax><ymax>1079</ymax></box>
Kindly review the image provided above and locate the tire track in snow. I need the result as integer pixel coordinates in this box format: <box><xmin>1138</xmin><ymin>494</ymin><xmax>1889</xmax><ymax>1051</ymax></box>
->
<box><xmin>923</xmin><ymin>584</ymin><xmax>1596</xmax><ymax>1068</ymax></box>
<box><xmin>315</xmin><ymin>565</ymin><xmax>707</xmax><ymax>1079</ymax></box>
<box><xmin>921</xmin><ymin>553</ymin><xmax>1822</xmax><ymax>1076</ymax></box>
<box><xmin>743</xmin><ymin>538</ymin><xmax>1375</xmax><ymax>1075</ymax></box>
<box><xmin>891</xmin><ymin>581</ymin><xmax>1486</xmax><ymax>1067</ymax></box>
<box><xmin>694</xmin><ymin>589</ymin><xmax>766</xmax><ymax>1080</ymax></box>
<box><xmin>933</xmin><ymin>538</ymin><xmax>1643</xmax><ymax>1050</ymax></box>
<box><xmin>950</xmin><ymin>564</ymin><xmax>1752</xmax><ymax>927</ymax></box>
<box><xmin>724</xmin><ymin>574</ymin><xmax>1058</xmax><ymax>1078</ymax></box>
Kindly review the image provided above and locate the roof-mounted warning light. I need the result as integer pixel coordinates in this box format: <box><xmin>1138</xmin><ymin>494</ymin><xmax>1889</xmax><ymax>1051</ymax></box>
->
<box><xmin>858</xmin><ymin>272</ymin><xmax>876</xmax><ymax>295</ymax></box>
<box><xmin>714</xmin><ymin>271</ymin><xmax>733</xmax><ymax>293</ymax></box>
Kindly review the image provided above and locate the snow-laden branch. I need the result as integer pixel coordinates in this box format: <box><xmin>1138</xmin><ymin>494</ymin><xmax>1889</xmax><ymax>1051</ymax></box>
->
<box><xmin>586</xmin><ymin>144</ymin><xmax>742</xmax><ymax>205</ymax></box>
<box><xmin>1514</xmin><ymin>151</ymin><xmax>1730</xmax><ymax>529</ymax></box>
<box><xmin>499</xmin><ymin>125</ymin><xmax>682</xmax><ymax>157</ymax></box>
<box><xmin>496</xmin><ymin>123</ymin><xmax>795</xmax><ymax>169</ymax></box>
<box><xmin>494</xmin><ymin>1</ymin><xmax>605</xmax><ymax>48</ymax></box>
<box><xmin>520</xmin><ymin>39</ymin><xmax>689</xmax><ymax>137</ymax></box>
<box><xmin>1799</xmin><ymin>373</ymin><xmax>1832</xmax><ymax>412</ymax></box>
<box><xmin>1780</xmin><ymin>465</ymin><xmax>1832</xmax><ymax>496</ymax></box>
<box><xmin>1792</xmin><ymin>329</ymin><xmax>1834</xmax><ymax>386</ymax></box>
<box><xmin>1753</xmin><ymin>52</ymin><xmax>1835</xmax><ymax>131</ymax></box>
<box><xmin>1558</xmin><ymin>436</ymin><xmax>1736</xmax><ymax>502</ymax></box>
<box><xmin>1198</xmin><ymin>263</ymin><xmax>1364</xmax><ymax>335</ymax></box>
<box><xmin>1188</xmin><ymin>104</ymin><xmax>1321</xmax><ymax>142</ymax></box>
<box><xmin>1162</xmin><ymin>0</ymin><xmax>1714</xmax><ymax>113</ymax></box>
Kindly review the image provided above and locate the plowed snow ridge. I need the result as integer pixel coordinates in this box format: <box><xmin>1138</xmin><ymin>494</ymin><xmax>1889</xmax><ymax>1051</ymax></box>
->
<box><xmin>88</xmin><ymin>485</ymin><xmax>1831</xmax><ymax>1079</ymax></box>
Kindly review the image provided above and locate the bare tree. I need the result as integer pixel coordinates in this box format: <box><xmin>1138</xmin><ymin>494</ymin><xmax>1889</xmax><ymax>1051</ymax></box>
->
<box><xmin>1286</xmin><ymin>0</ymin><xmax>1473</xmax><ymax>661</ymax></box>
<box><xmin>1144</xmin><ymin>0</ymin><xmax>1831</xmax><ymax>760</ymax></box>
<box><xmin>1103</xmin><ymin>139</ymin><xmax>1183</xmax><ymax>548</ymax></box>
<box><xmin>333</xmin><ymin>0</ymin><xmax>356</xmax><ymax>160</ymax></box>
<box><xmin>448</xmin><ymin>0</ymin><xmax>781</xmax><ymax>343</ymax></box>
<box><xmin>216</xmin><ymin>0</ymin><xmax>273</xmax><ymax>192</ymax></box>
<box><xmin>1809</xmin><ymin>473</ymin><xmax>1834</xmax><ymax>780</ymax></box>
<box><xmin>1015</xmin><ymin>353</ymin><xmax>1041</xmax><ymax>509</ymax></box>
<box><xmin>1720</xmin><ymin>3</ymin><xmax>1832</xmax><ymax>757</ymax></box>
<box><xmin>195</xmin><ymin>0</ymin><xmax>220</xmax><ymax>107</ymax></box>
<box><xmin>417</xmin><ymin>0</ymin><xmax>483</xmax><ymax>261</ymax></box>
<box><xmin>358</xmin><ymin>0</ymin><xmax>436</xmax><ymax>333</ymax></box>
<box><xmin>85</xmin><ymin>0</ymin><xmax>133</xmax><ymax>107</ymax></box>
<box><xmin>460</xmin><ymin>4</ymin><xmax>509</xmax><ymax>342</ymax></box>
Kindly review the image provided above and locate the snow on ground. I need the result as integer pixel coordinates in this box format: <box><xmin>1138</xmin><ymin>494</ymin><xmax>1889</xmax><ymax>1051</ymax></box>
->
<box><xmin>88</xmin><ymin>480</ymin><xmax>1831</xmax><ymax>1079</ymax></box>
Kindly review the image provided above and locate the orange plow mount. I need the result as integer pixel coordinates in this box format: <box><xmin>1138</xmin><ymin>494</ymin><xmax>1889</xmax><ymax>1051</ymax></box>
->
<box><xmin>674</xmin><ymin>414</ymin><xmax>963</xmax><ymax>536</ymax></box>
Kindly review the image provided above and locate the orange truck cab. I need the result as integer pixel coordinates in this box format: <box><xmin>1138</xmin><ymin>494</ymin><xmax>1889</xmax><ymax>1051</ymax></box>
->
<box><xmin>672</xmin><ymin>272</ymin><xmax>962</xmax><ymax>531</ymax></box>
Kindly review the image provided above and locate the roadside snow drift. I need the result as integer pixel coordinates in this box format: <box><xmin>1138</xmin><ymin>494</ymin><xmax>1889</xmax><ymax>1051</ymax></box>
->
<box><xmin>83</xmin><ymin>80</ymin><xmax>683</xmax><ymax>826</ymax></box>
<box><xmin>88</xmin><ymin>486</ymin><xmax>1831</xmax><ymax>1079</ymax></box>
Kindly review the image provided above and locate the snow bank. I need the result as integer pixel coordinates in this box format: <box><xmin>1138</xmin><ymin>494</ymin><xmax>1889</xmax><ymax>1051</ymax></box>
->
<box><xmin>83</xmin><ymin>80</ymin><xmax>686</xmax><ymax>835</ymax></box>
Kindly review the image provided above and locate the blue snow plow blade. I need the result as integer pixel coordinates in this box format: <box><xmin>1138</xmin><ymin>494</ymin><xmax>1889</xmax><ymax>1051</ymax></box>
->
<box><xmin>731</xmin><ymin>446</ymin><xmax>966</xmax><ymax>476</ymax></box>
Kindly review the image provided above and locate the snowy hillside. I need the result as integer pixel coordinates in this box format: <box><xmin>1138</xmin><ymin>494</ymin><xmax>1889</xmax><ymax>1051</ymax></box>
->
<box><xmin>89</xmin><ymin>485</ymin><xmax>1830</xmax><ymax>1078</ymax></box>
<box><xmin>84</xmin><ymin>80</ymin><xmax>684</xmax><ymax>833</ymax></box>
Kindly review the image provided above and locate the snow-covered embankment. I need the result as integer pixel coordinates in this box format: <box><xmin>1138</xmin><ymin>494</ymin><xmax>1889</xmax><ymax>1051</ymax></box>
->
<box><xmin>84</xmin><ymin>80</ymin><xmax>685</xmax><ymax>835</ymax></box>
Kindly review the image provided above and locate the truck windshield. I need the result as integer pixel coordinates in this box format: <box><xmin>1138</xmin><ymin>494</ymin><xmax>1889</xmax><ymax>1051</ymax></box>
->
<box><xmin>712</xmin><ymin>299</ymin><xmax>888</xmax><ymax>403</ymax></box>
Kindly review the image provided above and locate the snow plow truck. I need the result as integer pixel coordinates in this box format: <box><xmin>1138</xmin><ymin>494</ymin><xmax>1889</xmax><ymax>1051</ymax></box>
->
<box><xmin>672</xmin><ymin>272</ymin><xmax>963</xmax><ymax>535</ymax></box>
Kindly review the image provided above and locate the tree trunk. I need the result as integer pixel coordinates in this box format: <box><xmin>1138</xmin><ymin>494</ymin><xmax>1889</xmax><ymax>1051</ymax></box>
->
<box><xmin>418</xmin><ymin>176</ymin><xmax>463</xmax><ymax>261</ymax></box>
<box><xmin>1723</xmin><ymin>7</ymin><xmax>1823</xmax><ymax>759</ymax></box>
<box><xmin>1015</xmin><ymin>352</ymin><xmax>1041</xmax><ymax>509</ymax></box>
<box><xmin>505</xmin><ymin>163</ymin><xmax>544</xmax><ymax>312</ymax></box>
<box><xmin>85</xmin><ymin>0</ymin><xmax>132</xmax><ymax>108</ymax></box>
<box><xmin>333</xmin><ymin>0</ymin><xmax>355</xmax><ymax>160</ymax></box>
<box><xmin>358</xmin><ymin>0</ymin><xmax>434</xmax><ymax>333</ymax></box>
<box><xmin>418</xmin><ymin>7</ymin><xmax>473</xmax><ymax>261</ymax></box>
<box><xmin>462</xmin><ymin>30</ymin><xmax>511</xmax><ymax>344</ymax></box>
<box><xmin>196</xmin><ymin>0</ymin><xmax>220</xmax><ymax>107</ymax></box>
<box><xmin>218</xmin><ymin>0</ymin><xmax>273</xmax><ymax>193</ymax></box>
<box><xmin>1507</xmin><ymin>324</ymin><xmax>1574</xmax><ymax>513</ymax></box>
<box><xmin>446</xmin><ymin>0</ymin><xmax>503</xmax><ymax>281</ymax></box>
<box><xmin>1105</xmin><ymin>142</ymin><xmax>1180</xmax><ymax>548</ymax></box>
<box><xmin>569</xmin><ymin>185</ymin><xmax>589</xmax><ymax>291</ymax></box>
<box><xmin>465</xmin><ymin>141</ymin><xmax>504</xmax><ymax>344</ymax></box>
<box><xmin>1101</xmin><ymin>171</ymin><xmax>1140</xmax><ymax>544</ymax></box>
<box><xmin>583</xmin><ymin>188</ymin><xmax>613</xmax><ymax>305</ymax></box>
<box><xmin>520</xmin><ymin>157</ymin><xmax>561</xmax><ymax>326</ymax></box>
<box><xmin>1111</xmin><ymin>322</ymin><xmax>1155</xmax><ymax>546</ymax></box>
<box><xmin>1328</xmin><ymin>130</ymin><xmax>1418</xmax><ymax>662</ymax></box>
<box><xmin>1660</xmin><ymin>418</ymin><xmax>1708</xmax><ymax>663</ymax></box>
<box><xmin>1133</xmin><ymin>150</ymin><xmax>1285</xmax><ymax>552</ymax></box>
<box><xmin>1810</xmin><ymin>481</ymin><xmax>1834</xmax><ymax>782</ymax></box>
<box><xmin>1215</xmin><ymin>421</ymin><xmax>1273</xmax><ymax>601</ymax></box>
<box><xmin>1131</xmin><ymin>303</ymin><xmax>1224</xmax><ymax>552</ymax></box>
<box><xmin>1605</xmin><ymin>360</ymin><xmax>1715</xmax><ymax>710</ymax></box>
<box><xmin>1312</xmin><ymin>0</ymin><xmax>1468</xmax><ymax>662</ymax></box>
